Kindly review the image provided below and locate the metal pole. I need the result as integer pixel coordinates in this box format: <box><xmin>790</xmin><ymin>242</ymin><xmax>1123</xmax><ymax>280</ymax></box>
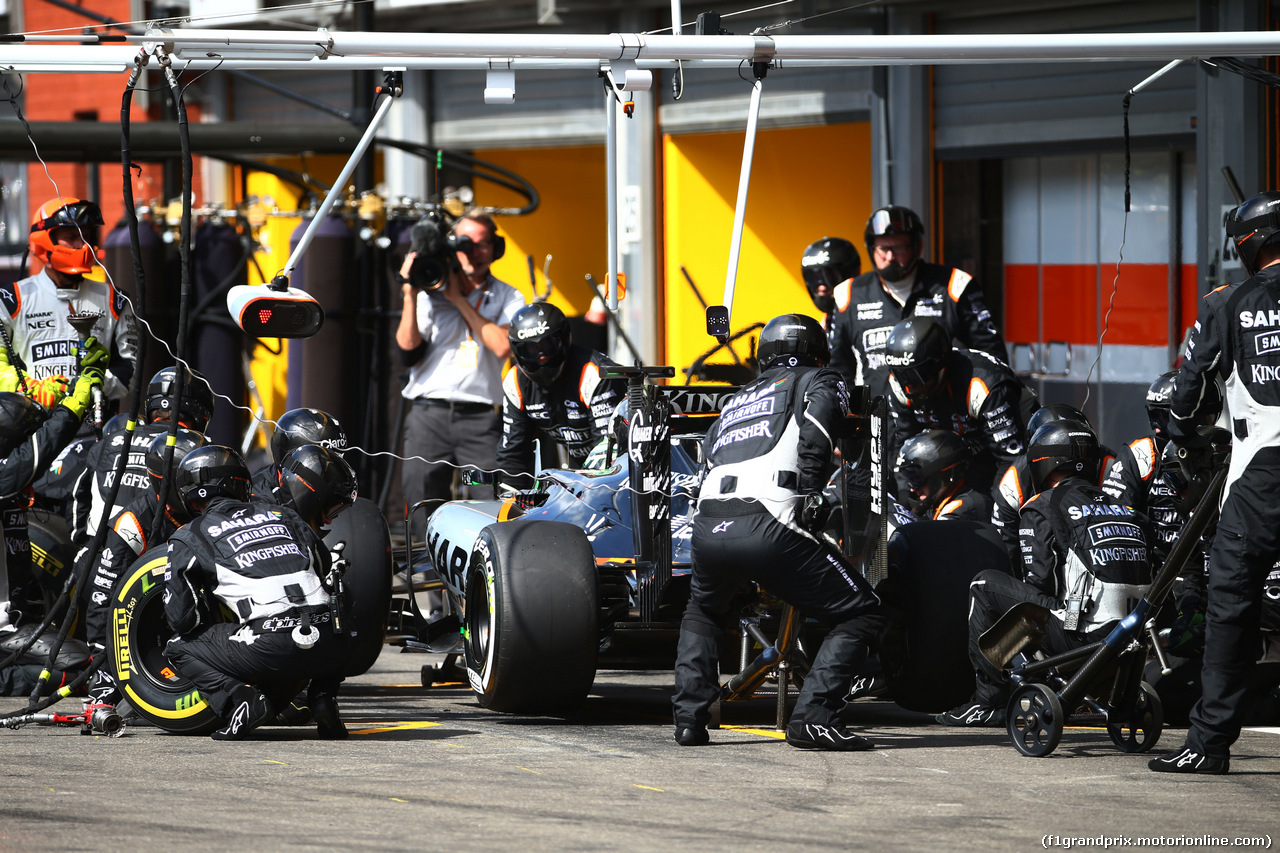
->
<box><xmin>283</xmin><ymin>90</ymin><xmax>396</xmax><ymax>277</ymax></box>
<box><xmin>605</xmin><ymin>83</ymin><xmax>619</xmax><ymax>312</ymax></box>
<box><xmin>720</xmin><ymin>77</ymin><xmax>763</xmax><ymax>326</ymax></box>
<box><xmin>671</xmin><ymin>1</ymin><xmax>683</xmax><ymax>36</ymax></box>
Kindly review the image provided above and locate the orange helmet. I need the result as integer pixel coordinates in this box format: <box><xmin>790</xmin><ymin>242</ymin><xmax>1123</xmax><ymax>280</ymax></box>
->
<box><xmin>29</xmin><ymin>196</ymin><xmax>103</xmax><ymax>275</ymax></box>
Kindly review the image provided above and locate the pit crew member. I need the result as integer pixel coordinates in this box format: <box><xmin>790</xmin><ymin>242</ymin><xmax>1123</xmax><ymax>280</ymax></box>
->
<box><xmin>672</xmin><ymin>313</ymin><xmax>886</xmax><ymax>751</ymax></box>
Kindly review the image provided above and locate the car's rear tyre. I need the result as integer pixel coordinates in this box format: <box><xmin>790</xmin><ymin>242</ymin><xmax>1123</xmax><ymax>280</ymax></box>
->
<box><xmin>881</xmin><ymin>520</ymin><xmax>1009</xmax><ymax>712</ymax></box>
<box><xmin>462</xmin><ymin>521</ymin><xmax>598</xmax><ymax>713</ymax></box>
<box><xmin>110</xmin><ymin>552</ymin><xmax>220</xmax><ymax>734</ymax></box>
<box><xmin>324</xmin><ymin>497</ymin><xmax>393</xmax><ymax>676</ymax></box>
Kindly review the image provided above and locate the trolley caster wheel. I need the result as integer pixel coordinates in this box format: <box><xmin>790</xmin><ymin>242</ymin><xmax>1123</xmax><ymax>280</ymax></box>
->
<box><xmin>1007</xmin><ymin>683</ymin><xmax>1065</xmax><ymax>757</ymax></box>
<box><xmin>1107</xmin><ymin>681</ymin><xmax>1163</xmax><ymax>753</ymax></box>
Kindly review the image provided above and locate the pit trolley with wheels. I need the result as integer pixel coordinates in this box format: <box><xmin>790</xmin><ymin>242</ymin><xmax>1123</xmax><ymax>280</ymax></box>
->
<box><xmin>980</xmin><ymin>463</ymin><xmax>1227</xmax><ymax>758</ymax></box>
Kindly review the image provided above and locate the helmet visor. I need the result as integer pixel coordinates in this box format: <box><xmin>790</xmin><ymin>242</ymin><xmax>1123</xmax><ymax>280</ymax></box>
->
<box><xmin>892</xmin><ymin>364</ymin><xmax>942</xmax><ymax>398</ymax></box>
<box><xmin>32</xmin><ymin>200</ymin><xmax>103</xmax><ymax>233</ymax></box>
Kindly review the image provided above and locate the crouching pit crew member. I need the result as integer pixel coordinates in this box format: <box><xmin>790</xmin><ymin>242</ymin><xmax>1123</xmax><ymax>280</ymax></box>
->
<box><xmin>162</xmin><ymin>445</ymin><xmax>357</xmax><ymax>740</ymax></box>
<box><xmin>672</xmin><ymin>314</ymin><xmax>887</xmax><ymax>751</ymax></box>
<box><xmin>938</xmin><ymin>422</ymin><xmax>1152</xmax><ymax>726</ymax></box>
<box><xmin>497</xmin><ymin>302</ymin><xmax>625</xmax><ymax>488</ymax></box>
<box><xmin>82</xmin><ymin>429</ymin><xmax>205</xmax><ymax>708</ymax></box>
<box><xmin>893</xmin><ymin>429</ymin><xmax>992</xmax><ymax>525</ymax></box>
<box><xmin>1149</xmin><ymin>191</ymin><xmax>1280</xmax><ymax>775</ymax></box>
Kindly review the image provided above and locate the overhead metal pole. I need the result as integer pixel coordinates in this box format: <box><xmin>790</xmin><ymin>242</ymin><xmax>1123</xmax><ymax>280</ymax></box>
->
<box><xmin>720</xmin><ymin>77</ymin><xmax>764</xmax><ymax>328</ymax></box>
<box><xmin>131</xmin><ymin>28</ymin><xmax>1280</xmax><ymax>63</ymax></box>
<box><xmin>284</xmin><ymin>90</ymin><xmax>397</xmax><ymax>277</ymax></box>
<box><xmin>605</xmin><ymin>83</ymin><xmax>619</xmax><ymax>312</ymax></box>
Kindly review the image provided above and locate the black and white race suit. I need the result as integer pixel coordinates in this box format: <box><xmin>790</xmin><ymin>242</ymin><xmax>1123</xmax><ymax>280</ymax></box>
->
<box><xmin>672</xmin><ymin>363</ymin><xmax>885</xmax><ymax>730</ymax></box>
<box><xmin>163</xmin><ymin>497</ymin><xmax>343</xmax><ymax>717</ymax></box>
<box><xmin>826</xmin><ymin>264</ymin><xmax>1007</xmax><ymax>401</ymax></box>
<box><xmin>496</xmin><ymin>344</ymin><xmax>625</xmax><ymax>487</ymax></box>
<box><xmin>991</xmin><ymin>441</ymin><xmax>1121</xmax><ymax>568</ymax></box>
<box><xmin>68</xmin><ymin>422</ymin><xmax>169</xmax><ymax>548</ymax></box>
<box><xmin>1167</xmin><ymin>264</ymin><xmax>1280</xmax><ymax>758</ymax></box>
<box><xmin>888</xmin><ymin>348</ymin><xmax>1034</xmax><ymax>495</ymax></box>
<box><xmin>0</xmin><ymin>404</ymin><xmax>81</xmax><ymax>620</ymax></box>
<box><xmin>965</xmin><ymin>477</ymin><xmax>1152</xmax><ymax>705</ymax></box>
<box><xmin>82</xmin><ymin>491</ymin><xmax>182</xmax><ymax>705</ymax></box>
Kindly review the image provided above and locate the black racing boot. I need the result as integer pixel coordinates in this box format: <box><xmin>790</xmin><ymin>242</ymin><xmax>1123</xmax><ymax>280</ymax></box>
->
<box><xmin>211</xmin><ymin>685</ymin><xmax>273</xmax><ymax>741</ymax></box>
<box><xmin>1148</xmin><ymin>746</ymin><xmax>1230</xmax><ymax>775</ymax></box>
<box><xmin>935</xmin><ymin>702</ymin><xmax>1006</xmax><ymax>727</ymax></box>
<box><xmin>311</xmin><ymin>694</ymin><xmax>348</xmax><ymax>740</ymax></box>
<box><xmin>785</xmin><ymin>721</ymin><xmax>874</xmax><ymax>751</ymax></box>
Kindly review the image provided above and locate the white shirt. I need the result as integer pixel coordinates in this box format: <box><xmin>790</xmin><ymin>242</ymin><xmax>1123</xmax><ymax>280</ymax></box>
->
<box><xmin>0</xmin><ymin>268</ymin><xmax>139</xmax><ymax>401</ymax></box>
<box><xmin>400</xmin><ymin>275</ymin><xmax>525</xmax><ymax>404</ymax></box>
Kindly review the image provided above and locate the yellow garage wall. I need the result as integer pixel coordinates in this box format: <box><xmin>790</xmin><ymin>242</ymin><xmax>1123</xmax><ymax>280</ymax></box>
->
<box><xmin>471</xmin><ymin>146</ymin><xmax>606</xmax><ymax>316</ymax></box>
<box><xmin>662</xmin><ymin>122</ymin><xmax>872</xmax><ymax>377</ymax></box>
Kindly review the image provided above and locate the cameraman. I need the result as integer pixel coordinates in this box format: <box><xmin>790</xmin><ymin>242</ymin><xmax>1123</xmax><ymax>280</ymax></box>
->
<box><xmin>395</xmin><ymin>211</ymin><xmax>526</xmax><ymax>511</ymax></box>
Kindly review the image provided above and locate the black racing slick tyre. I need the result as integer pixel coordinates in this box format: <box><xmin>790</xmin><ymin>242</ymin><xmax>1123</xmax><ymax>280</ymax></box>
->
<box><xmin>109</xmin><ymin>551</ymin><xmax>220</xmax><ymax>734</ymax></box>
<box><xmin>462</xmin><ymin>521</ymin><xmax>598</xmax><ymax>713</ymax></box>
<box><xmin>324</xmin><ymin>497</ymin><xmax>393</xmax><ymax>677</ymax></box>
<box><xmin>882</xmin><ymin>520</ymin><xmax>1010</xmax><ymax>712</ymax></box>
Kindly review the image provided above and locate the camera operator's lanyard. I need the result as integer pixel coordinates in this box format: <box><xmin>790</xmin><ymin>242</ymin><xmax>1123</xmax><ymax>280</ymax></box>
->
<box><xmin>456</xmin><ymin>286</ymin><xmax>486</xmax><ymax>371</ymax></box>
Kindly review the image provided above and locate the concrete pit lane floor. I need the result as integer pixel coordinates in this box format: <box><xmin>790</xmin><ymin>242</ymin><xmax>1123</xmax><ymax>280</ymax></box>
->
<box><xmin>2</xmin><ymin>649</ymin><xmax>1278</xmax><ymax>852</ymax></box>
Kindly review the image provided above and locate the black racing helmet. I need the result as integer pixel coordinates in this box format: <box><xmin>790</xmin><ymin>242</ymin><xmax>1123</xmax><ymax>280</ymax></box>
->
<box><xmin>1026</xmin><ymin>403</ymin><xmax>1090</xmax><ymax>439</ymax></box>
<box><xmin>1146</xmin><ymin>370</ymin><xmax>1222</xmax><ymax>443</ymax></box>
<box><xmin>174</xmin><ymin>445</ymin><xmax>250</xmax><ymax>516</ymax></box>
<box><xmin>800</xmin><ymin>237</ymin><xmax>861</xmax><ymax>312</ymax></box>
<box><xmin>1028</xmin><ymin>421</ymin><xmax>1100</xmax><ymax>492</ymax></box>
<box><xmin>864</xmin><ymin>205</ymin><xmax>925</xmax><ymax>282</ymax></box>
<box><xmin>276</xmin><ymin>445</ymin><xmax>358</xmax><ymax>528</ymax></box>
<box><xmin>1226</xmin><ymin>191</ymin><xmax>1280</xmax><ymax>275</ymax></box>
<box><xmin>894</xmin><ymin>429</ymin><xmax>970</xmax><ymax>516</ymax></box>
<box><xmin>146</xmin><ymin>366</ymin><xmax>215</xmax><ymax>432</ymax></box>
<box><xmin>270</xmin><ymin>407</ymin><xmax>348</xmax><ymax>463</ymax></box>
<box><xmin>757</xmin><ymin>314</ymin><xmax>829</xmax><ymax>370</ymax></box>
<box><xmin>146</xmin><ymin>428</ymin><xmax>206</xmax><ymax>509</ymax></box>
<box><xmin>0</xmin><ymin>392</ymin><xmax>46</xmax><ymax>457</ymax></box>
<box><xmin>102</xmin><ymin>412</ymin><xmax>131</xmax><ymax>437</ymax></box>
<box><xmin>509</xmin><ymin>302</ymin><xmax>571</xmax><ymax>387</ymax></box>
<box><xmin>884</xmin><ymin>317</ymin><xmax>950</xmax><ymax>405</ymax></box>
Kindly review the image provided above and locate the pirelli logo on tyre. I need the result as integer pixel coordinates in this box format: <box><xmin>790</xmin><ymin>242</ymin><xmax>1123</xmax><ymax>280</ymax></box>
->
<box><xmin>114</xmin><ymin>605</ymin><xmax>132</xmax><ymax>681</ymax></box>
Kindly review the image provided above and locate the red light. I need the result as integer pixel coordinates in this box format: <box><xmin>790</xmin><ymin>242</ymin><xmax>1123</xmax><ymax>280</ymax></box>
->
<box><xmin>258</xmin><ymin>308</ymin><xmax>273</xmax><ymax>324</ymax></box>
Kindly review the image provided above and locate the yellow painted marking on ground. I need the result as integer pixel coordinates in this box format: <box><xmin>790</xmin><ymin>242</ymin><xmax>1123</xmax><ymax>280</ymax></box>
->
<box><xmin>634</xmin><ymin>785</ymin><xmax>664</xmax><ymax>792</ymax></box>
<box><xmin>390</xmin><ymin>798</ymin><xmax>408</xmax><ymax>803</ymax></box>
<box><xmin>264</xmin><ymin>760</ymin><xmax>288</xmax><ymax>765</ymax></box>
<box><xmin>721</xmin><ymin>725</ymin><xmax>786</xmax><ymax>740</ymax></box>
<box><xmin>349</xmin><ymin>721</ymin><xmax>443</xmax><ymax>735</ymax></box>
<box><xmin>516</xmin><ymin>766</ymin><xmax>542</xmax><ymax>775</ymax></box>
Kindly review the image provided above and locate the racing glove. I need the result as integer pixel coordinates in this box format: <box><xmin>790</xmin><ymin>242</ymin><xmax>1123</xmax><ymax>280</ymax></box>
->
<box><xmin>29</xmin><ymin>376</ymin><xmax>69</xmax><ymax>408</ymax></box>
<box><xmin>75</xmin><ymin>336</ymin><xmax>110</xmax><ymax>373</ymax></box>
<box><xmin>799</xmin><ymin>492</ymin><xmax>831</xmax><ymax>534</ymax></box>
<box><xmin>1164</xmin><ymin>593</ymin><xmax>1206</xmax><ymax>658</ymax></box>
<box><xmin>60</xmin><ymin>366</ymin><xmax>104</xmax><ymax>420</ymax></box>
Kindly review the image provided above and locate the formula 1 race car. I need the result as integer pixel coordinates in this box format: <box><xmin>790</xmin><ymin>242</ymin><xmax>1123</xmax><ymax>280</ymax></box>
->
<box><xmin>400</xmin><ymin>367</ymin><xmax>990</xmax><ymax>715</ymax></box>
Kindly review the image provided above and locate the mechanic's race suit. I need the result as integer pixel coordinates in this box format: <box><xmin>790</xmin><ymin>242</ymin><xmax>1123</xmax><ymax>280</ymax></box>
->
<box><xmin>892</xmin><ymin>487</ymin><xmax>994</xmax><ymax>529</ymax></box>
<box><xmin>965</xmin><ymin>478</ymin><xmax>1152</xmax><ymax>706</ymax></box>
<box><xmin>497</xmin><ymin>344</ymin><xmax>625</xmax><ymax>487</ymax></box>
<box><xmin>163</xmin><ymin>497</ymin><xmax>344</xmax><ymax>718</ymax></box>
<box><xmin>888</xmin><ymin>348</ymin><xmax>1033</xmax><ymax>494</ymax></box>
<box><xmin>0</xmin><ymin>405</ymin><xmax>82</xmax><ymax>620</ymax></box>
<box><xmin>991</xmin><ymin>442</ymin><xmax>1121</xmax><ymax>568</ymax></box>
<box><xmin>1167</xmin><ymin>266</ymin><xmax>1280</xmax><ymax>758</ymax></box>
<box><xmin>826</xmin><ymin>265</ymin><xmax>1007</xmax><ymax>401</ymax></box>
<box><xmin>83</xmin><ymin>491</ymin><xmax>180</xmax><ymax>705</ymax></box>
<box><xmin>68</xmin><ymin>422</ymin><xmax>169</xmax><ymax>547</ymax></box>
<box><xmin>672</xmin><ymin>363</ymin><xmax>885</xmax><ymax>730</ymax></box>
<box><xmin>0</xmin><ymin>269</ymin><xmax>137</xmax><ymax>403</ymax></box>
